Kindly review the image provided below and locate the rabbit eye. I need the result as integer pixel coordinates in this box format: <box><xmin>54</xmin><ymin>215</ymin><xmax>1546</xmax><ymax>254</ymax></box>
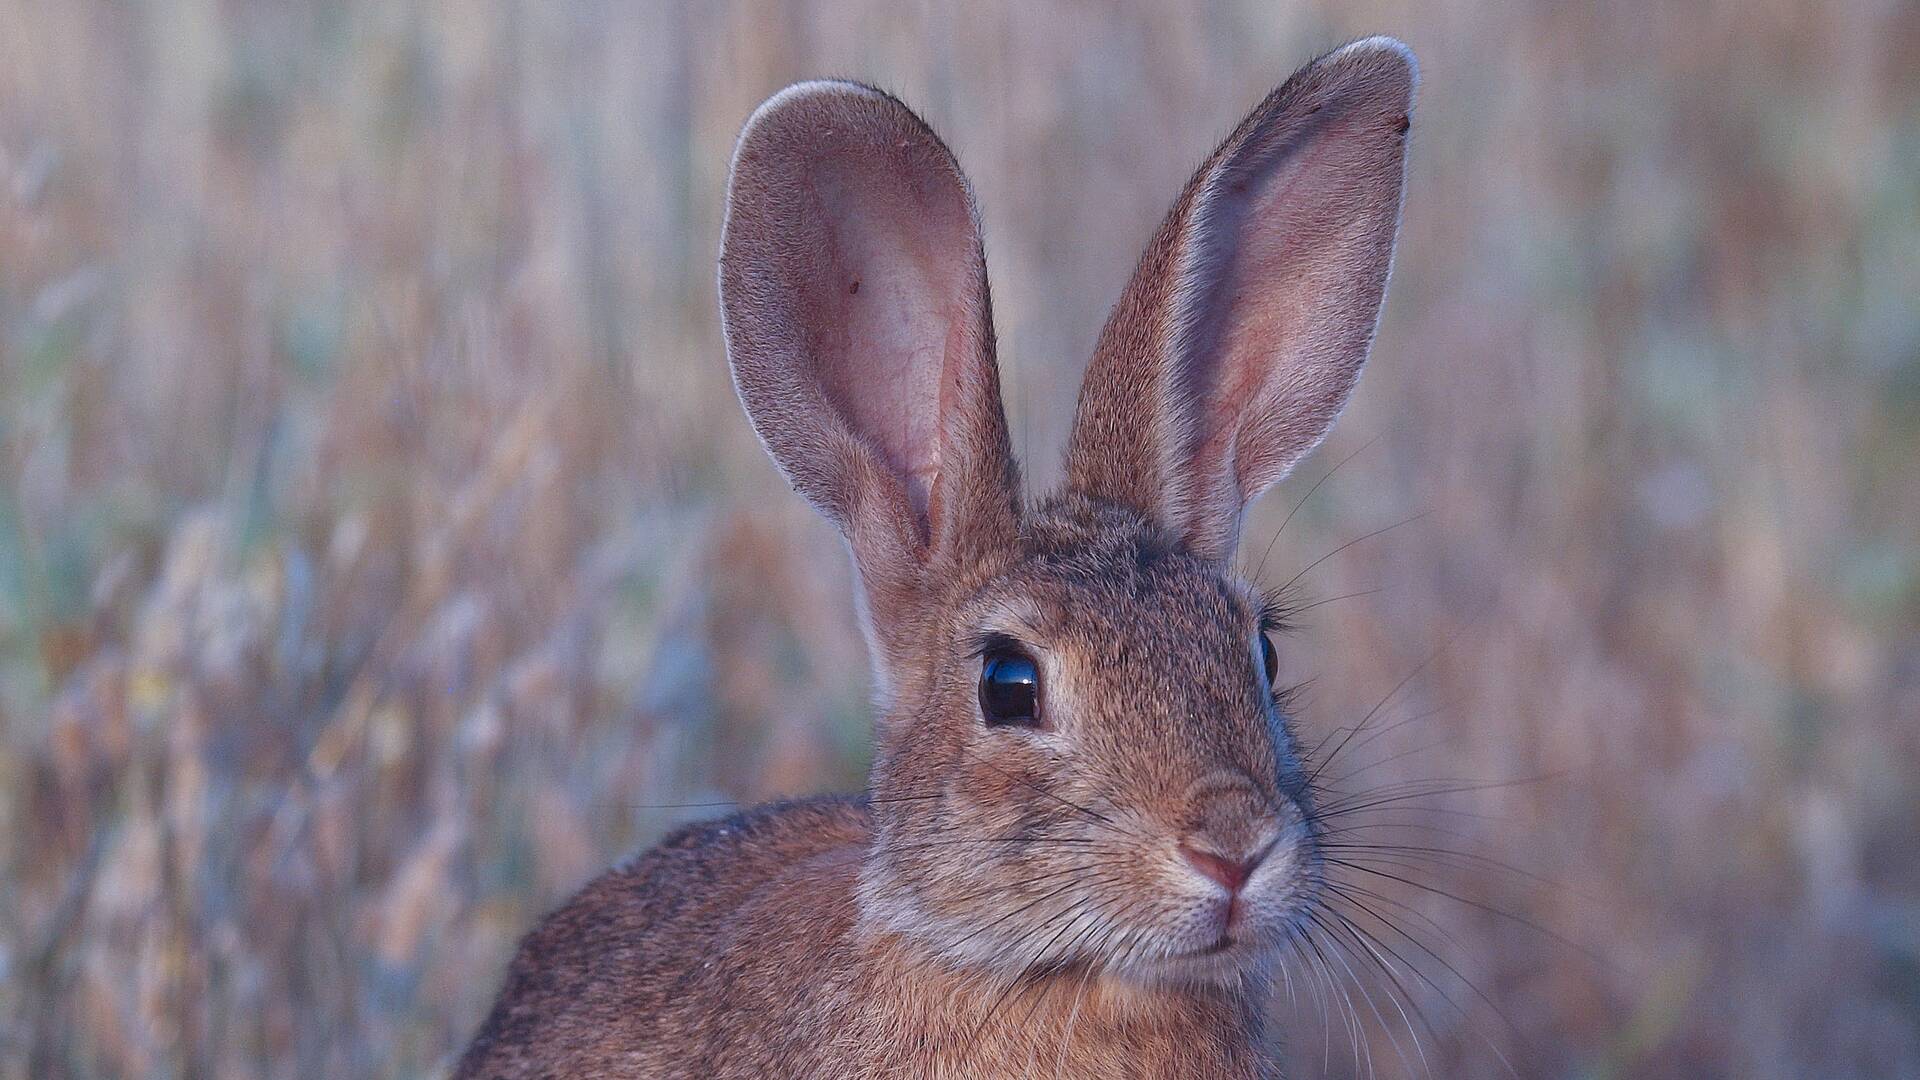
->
<box><xmin>1259</xmin><ymin>631</ymin><xmax>1279</xmax><ymax>684</ymax></box>
<box><xmin>979</xmin><ymin>648</ymin><xmax>1042</xmax><ymax>728</ymax></box>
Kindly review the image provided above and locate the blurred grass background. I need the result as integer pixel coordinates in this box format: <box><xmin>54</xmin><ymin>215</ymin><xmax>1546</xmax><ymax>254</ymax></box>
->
<box><xmin>1</xmin><ymin>1</ymin><xmax>1916</xmax><ymax>1077</ymax></box>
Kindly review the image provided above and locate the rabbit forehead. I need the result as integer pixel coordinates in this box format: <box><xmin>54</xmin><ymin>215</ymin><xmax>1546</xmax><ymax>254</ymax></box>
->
<box><xmin>1008</xmin><ymin>494</ymin><xmax>1267</xmax><ymax>662</ymax></box>
<box><xmin>961</xmin><ymin>496</ymin><xmax>1287</xmax><ymax>790</ymax></box>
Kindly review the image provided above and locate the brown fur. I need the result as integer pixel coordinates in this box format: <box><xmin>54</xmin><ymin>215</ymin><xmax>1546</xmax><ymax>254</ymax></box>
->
<box><xmin>460</xmin><ymin>796</ymin><xmax>1266</xmax><ymax>1077</ymax></box>
<box><xmin>459</xmin><ymin>37</ymin><xmax>1415</xmax><ymax>1080</ymax></box>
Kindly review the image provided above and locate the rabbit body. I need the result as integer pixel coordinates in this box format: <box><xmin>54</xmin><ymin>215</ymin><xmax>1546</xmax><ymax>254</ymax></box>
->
<box><xmin>460</xmin><ymin>35</ymin><xmax>1416</xmax><ymax>1080</ymax></box>
<box><xmin>458</xmin><ymin>796</ymin><xmax>1267</xmax><ymax>1077</ymax></box>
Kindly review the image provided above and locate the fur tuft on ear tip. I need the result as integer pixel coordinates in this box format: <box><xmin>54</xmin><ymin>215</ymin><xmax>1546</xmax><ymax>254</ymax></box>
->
<box><xmin>736</xmin><ymin>78</ymin><xmax>890</xmax><ymax>126</ymax></box>
<box><xmin>1295</xmin><ymin>37</ymin><xmax>1418</xmax><ymax>130</ymax></box>
<box><xmin>1329</xmin><ymin>35</ymin><xmax>1417</xmax><ymax>75</ymax></box>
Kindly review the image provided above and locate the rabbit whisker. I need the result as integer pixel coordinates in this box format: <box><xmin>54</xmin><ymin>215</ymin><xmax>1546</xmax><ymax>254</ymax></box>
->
<box><xmin>1304</xmin><ymin>647</ymin><xmax>1440</xmax><ymax>786</ymax></box>
<box><xmin>1047</xmin><ymin>951</ymin><xmax>1099</xmax><ymax>1076</ymax></box>
<box><xmin>1320</xmin><ymin>841</ymin><xmax>1565</xmax><ymax>893</ymax></box>
<box><xmin>943</xmin><ymin>870</ymin><xmax>1124</xmax><ymax>957</ymax></box>
<box><xmin>872</xmin><ymin>837</ymin><xmax>1126</xmax><ymax>854</ymax></box>
<box><xmin>1312</xmin><ymin>698</ymin><xmax>1463</xmax><ymax>780</ymax></box>
<box><xmin>1247</xmin><ymin>432</ymin><xmax>1381</xmax><ymax>582</ymax></box>
<box><xmin>1316</xmin><ymin>890</ymin><xmax>1526</xmax><ymax>1078</ymax></box>
<box><xmin>1314</xmin><ymin>775</ymin><xmax>1551</xmax><ymax>819</ymax></box>
<box><xmin>1322</xmin><ymin>857</ymin><xmax>1600</xmax><ymax>966</ymax></box>
<box><xmin>1297</xmin><ymin>922</ymin><xmax>1369</xmax><ymax>1077</ymax></box>
<box><xmin>1323</xmin><ymin>897</ymin><xmax>1466</xmax><ymax>1061</ymax></box>
<box><xmin>1275</xmin><ymin>509</ymin><xmax>1432</xmax><ymax>598</ymax></box>
<box><xmin>955</xmin><ymin>747</ymin><xmax>1146</xmax><ymax>842</ymax></box>
<box><xmin>1322</xmin><ymin>886</ymin><xmax>1490</xmax><ymax>1031</ymax></box>
<box><xmin>1304</xmin><ymin>907</ymin><xmax>1427</xmax><ymax>1080</ymax></box>
<box><xmin>1315</xmin><ymin>778</ymin><xmax>1475</xmax><ymax>813</ymax></box>
<box><xmin>968</xmin><ymin>878</ymin><xmax>1139</xmax><ymax>1043</ymax></box>
<box><xmin>940</xmin><ymin>863</ymin><xmax>1128</xmax><ymax>909</ymax></box>
<box><xmin>1320</xmin><ymin>878</ymin><xmax>1471</xmax><ymax>954</ymax></box>
<box><xmin>1279</xmin><ymin>587</ymin><xmax>1385</xmax><ymax>619</ymax></box>
<box><xmin>861</xmin><ymin>792</ymin><xmax>953</xmax><ymax>805</ymax></box>
<box><xmin>624</xmin><ymin>790</ymin><xmax>950</xmax><ymax>811</ymax></box>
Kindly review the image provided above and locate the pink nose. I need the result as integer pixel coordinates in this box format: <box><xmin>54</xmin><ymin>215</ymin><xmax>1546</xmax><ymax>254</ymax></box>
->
<box><xmin>1179</xmin><ymin>843</ymin><xmax>1263</xmax><ymax>894</ymax></box>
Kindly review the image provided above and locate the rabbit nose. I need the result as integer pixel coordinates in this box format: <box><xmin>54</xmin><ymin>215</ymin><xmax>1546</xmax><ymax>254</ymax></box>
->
<box><xmin>1178</xmin><ymin>841</ymin><xmax>1271</xmax><ymax>894</ymax></box>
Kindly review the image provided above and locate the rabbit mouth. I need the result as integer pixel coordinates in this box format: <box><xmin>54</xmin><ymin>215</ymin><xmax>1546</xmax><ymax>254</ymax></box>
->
<box><xmin>1128</xmin><ymin>871</ymin><xmax>1321</xmax><ymax>984</ymax></box>
<box><xmin>1187</xmin><ymin>934</ymin><xmax>1237</xmax><ymax>958</ymax></box>
<box><xmin>1131</xmin><ymin>931</ymin><xmax>1275</xmax><ymax>986</ymax></box>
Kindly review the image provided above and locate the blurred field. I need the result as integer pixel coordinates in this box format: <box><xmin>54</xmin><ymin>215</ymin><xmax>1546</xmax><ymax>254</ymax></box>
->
<box><xmin>1</xmin><ymin>1</ymin><xmax>1916</xmax><ymax>1077</ymax></box>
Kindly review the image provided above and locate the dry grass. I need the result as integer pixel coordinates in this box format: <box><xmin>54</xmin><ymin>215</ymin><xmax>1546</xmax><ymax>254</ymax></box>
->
<box><xmin>1</xmin><ymin>1</ymin><xmax>1916</xmax><ymax>1077</ymax></box>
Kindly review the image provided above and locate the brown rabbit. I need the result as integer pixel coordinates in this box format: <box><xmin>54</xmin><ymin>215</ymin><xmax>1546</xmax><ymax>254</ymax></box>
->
<box><xmin>458</xmin><ymin>36</ymin><xmax>1415</xmax><ymax>1079</ymax></box>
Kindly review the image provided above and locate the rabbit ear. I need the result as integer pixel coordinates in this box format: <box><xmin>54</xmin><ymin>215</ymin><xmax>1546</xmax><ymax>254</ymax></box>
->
<box><xmin>721</xmin><ymin>82</ymin><xmax>1018</xmax><ymax>661</ymax></box>
<box><xmin>1064</xmin><ymin>38</ymin><xmax>1415</xmax><ymax>562</ymax></box>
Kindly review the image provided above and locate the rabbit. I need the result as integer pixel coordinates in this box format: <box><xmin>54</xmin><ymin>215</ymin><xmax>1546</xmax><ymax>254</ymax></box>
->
<box><xmin>458</xmin><ymin>35</ymin><xmax>1415</xmax><ymax>1080</ymax></box>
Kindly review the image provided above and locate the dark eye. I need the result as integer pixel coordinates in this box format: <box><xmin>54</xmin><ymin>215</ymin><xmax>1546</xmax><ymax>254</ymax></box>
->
<box><xmin>979</xmin><ymin>648</ymin><xmax>1042</xmax><ymax>728</ymax></box>
<box><xmin>1259</xmin><ymin>630</ymin><xmax>1279</xmax><ymax>684</ymax></box>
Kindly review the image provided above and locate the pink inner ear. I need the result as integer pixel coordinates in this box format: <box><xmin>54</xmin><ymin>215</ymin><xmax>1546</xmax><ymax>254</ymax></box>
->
<box><xmin>809</xmin><ymin>157</ymin><xmax>972</xmax><ymax>529</ymax></box>
<box><xmin>1181</xmin><ymin>100</ymin><xmax>1389</xmax><ymax>520</ymax></box>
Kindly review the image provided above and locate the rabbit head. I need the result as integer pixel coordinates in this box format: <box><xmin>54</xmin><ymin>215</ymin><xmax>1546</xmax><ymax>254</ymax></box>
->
<box><xmin>719</xmin><ymin>38</ymin><xmax>1414</xmax><ymax>990</ymax></box>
